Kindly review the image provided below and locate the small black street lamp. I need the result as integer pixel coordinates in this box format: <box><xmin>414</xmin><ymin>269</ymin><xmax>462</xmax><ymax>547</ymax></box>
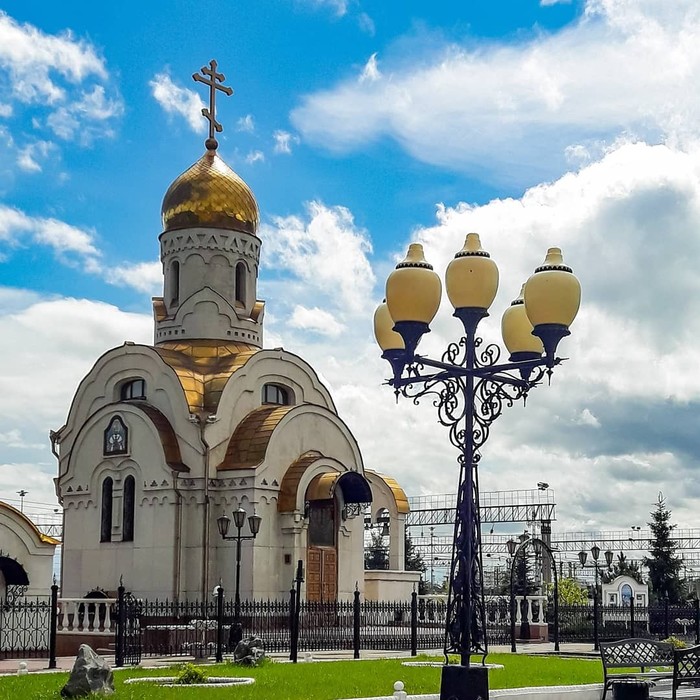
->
<box><xmin>217</xmin><ymin>507</ymin><xmax>262</xmax><ymax>625</ymax></box>
<box><xmin>374</xmin><ymin>235</ymin><xmax>580</xmax><ymax>700</ymax></box>
<box><xmin>578</xmin><ymin>545</ymin><xmax>613</xmax><ymax>651</ymax></box>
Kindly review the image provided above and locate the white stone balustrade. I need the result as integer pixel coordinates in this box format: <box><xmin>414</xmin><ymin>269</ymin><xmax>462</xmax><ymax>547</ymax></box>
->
<box><xmin>56</xmin><ymin>598</ymin><xmax>118</xmax><ymax>636</ymax></box>
<box><xmin>485</xmin><ymin>595</ymin><xmax>548</xmax><ymax>624</ymax></box>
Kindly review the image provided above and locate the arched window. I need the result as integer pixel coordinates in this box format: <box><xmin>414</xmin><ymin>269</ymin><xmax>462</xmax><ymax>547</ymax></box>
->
<box><xmin>103</xmin><ymin>416</ymin><xmax>128</xmax><ymax>456</ymax></box>
<box><xmin>120</xmin><ymin>379</ymin><xmax>146</xmax><ymax>401</ymax></box>
<box><xmin>262</xmin><ymin>383</ymin><xmax>291</xmax><ymax>405</ymax></box>
<box><xmin>170</xmin><ymin>260</ymin><xmax>180</xmax><ymax>307</ymax></box>
<box><xmin>100</xmin><ymin>478</ymin><xmax>113</xmax><ymax>543</ymax></box>
<box><xmin>122</xmin><ymin>476</ymin><xmax>135</xmax><ymax>542</ymax></box>
<box><xmin>235</xmin><ymin>261</ymin><xmax>247</xmax><ymax>307</ymax></box>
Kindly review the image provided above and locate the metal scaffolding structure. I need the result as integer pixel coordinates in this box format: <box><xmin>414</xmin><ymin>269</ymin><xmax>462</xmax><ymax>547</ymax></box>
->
<box><xmin>406</xmin><ymin>488</ymin><xmax>556</xmax><ymax>526</ymax></box>
<box><xmin>33</xmin><ymin>521</ymin><xmax>62</xmax><ymax>538</ymax></box>
<box><xmin>416</xmin><ymin>531</ymin><xmax>700</xmax><ymax>555</ymax></box>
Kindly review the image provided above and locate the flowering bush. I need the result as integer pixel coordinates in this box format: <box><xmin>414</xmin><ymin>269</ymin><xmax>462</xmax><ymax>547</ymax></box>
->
<box><xmin>662</xmin><ymin>636</ymin><xmax>687</xmax><ymax>649</ymax></box>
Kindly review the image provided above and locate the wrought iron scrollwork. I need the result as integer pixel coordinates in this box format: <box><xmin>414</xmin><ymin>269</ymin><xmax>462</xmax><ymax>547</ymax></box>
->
<box><xmin>4</xmin><ymin>584</ymin><xmax>28</xmax><ymax>608</ymax></box>
<box><xmin>342</xmin><ymin>502</ymin><xmax>370</xmax><ymax>520</ymax></box>
<box><xmin>385</xmin><ymin>329</ymin><xmax>551</xmax><ymax>663</ymax></box>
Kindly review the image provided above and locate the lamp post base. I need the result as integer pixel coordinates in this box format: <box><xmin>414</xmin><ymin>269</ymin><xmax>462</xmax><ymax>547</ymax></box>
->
<box><xmin>440</xmin><ymin>664</ymin><xmax>489</xmax><ymax>700</ymax></box>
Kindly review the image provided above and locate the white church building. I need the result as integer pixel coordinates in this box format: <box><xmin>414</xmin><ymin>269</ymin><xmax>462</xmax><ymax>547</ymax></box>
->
<box><xmin>52</xmin><ymin>79</ymin><xmax>413</xmax><ymax>602</ymax></box>
<box><xmin>0</xmin><ymin>501</ymin><xmax>58</xmax><ymax>601</ymax></box>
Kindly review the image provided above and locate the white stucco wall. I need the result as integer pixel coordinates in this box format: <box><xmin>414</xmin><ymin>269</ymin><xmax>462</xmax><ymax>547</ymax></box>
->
<box><xmin>364</xmin><ymin>570</ymin><xmax>422</xmax><ymax>601</ymax></box>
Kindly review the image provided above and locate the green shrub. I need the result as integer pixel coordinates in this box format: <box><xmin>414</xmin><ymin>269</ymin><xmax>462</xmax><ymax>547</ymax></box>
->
<box><xmin>176</xmin><ymin>662</ymin><xmax>208</xmax><ymax>684</ymax></box>
<box><xmin>662</xmin><ymin>635</ymin><xmax>687</xmax><ymax>649</ymax></box>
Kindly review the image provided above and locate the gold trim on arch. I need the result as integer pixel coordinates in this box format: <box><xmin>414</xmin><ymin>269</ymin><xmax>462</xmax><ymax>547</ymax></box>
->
<box><xmin>365</xmin><ymin>470</ymin><xmax>410</xmax><ymax>514</ymax></box>
<box><xmin>277</xmin><ymin>451</ymin><xmax>324</xmax><ymax>512</ymax></box>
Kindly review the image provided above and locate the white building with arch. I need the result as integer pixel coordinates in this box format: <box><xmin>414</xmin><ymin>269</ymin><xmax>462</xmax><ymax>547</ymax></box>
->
<box><xmin>53</xmin><ymin>133</ymin><xmax>414</xmax><ymax>601</ymax></box>
<box><xmin>0</xmin><ymin>501</ymin><xmax>58</xmax><ymax>600</ymax></box>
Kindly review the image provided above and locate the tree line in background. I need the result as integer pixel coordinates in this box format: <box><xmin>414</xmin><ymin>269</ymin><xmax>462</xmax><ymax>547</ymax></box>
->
<box><xmin>365</xmin><ymin>492</ymin><xmax>692</xmax><ymax>604</ymax></box>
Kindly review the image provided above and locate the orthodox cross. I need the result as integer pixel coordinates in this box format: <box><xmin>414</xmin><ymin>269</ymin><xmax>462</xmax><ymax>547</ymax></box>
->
<box><xmin>192</xmin><ymin>59</ymin><xmax>234</xmax><ymax>150</ymax></box>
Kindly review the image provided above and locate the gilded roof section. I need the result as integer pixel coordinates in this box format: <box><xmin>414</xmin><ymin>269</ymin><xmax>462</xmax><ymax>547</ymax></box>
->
<box><xmin>278</xmin><ymin>450</ymin><xmax>324</xmax><ymax>512</ymax></box>
<box><xmin>152</xmin><ymin>298</ymin><xmax>167</xmax><ymax>322</ymax></box>
<box><xmin>306</xmin><ymin>472</ymin><xmax>339</xmax><ymax>502</ymax></box>
<box><xmin>155</xmin><ymin>340</ymin><xmax>258</xmax><ymax>414</ymax></box>
<box><xmin>218</xmin><ymin>405</ymin><xmax>294</xmax><ymax>470</ymax></box>
<box><xmin>161</xmin><ymin>151</ymin><xmax>259</xmax><ymax>235</ymax></box>
<box><xmin>366</xmin><ymin>470</ymin><xmax>410</xmax><ymax>514</ymax></box>
<box><xmin>251</xmin><ymin>301</ymin><xmax>264</xmax><ymax>322</ymax></box>
<box><xmin>132</xmin><ymin>402</ymin><xmax>189</xmax><ymax>472</ymax></box>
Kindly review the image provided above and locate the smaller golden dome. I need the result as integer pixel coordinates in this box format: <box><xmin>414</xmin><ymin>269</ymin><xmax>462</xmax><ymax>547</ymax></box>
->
<box><xmin>161</xmin><ymin>150</ymin><xmax>259</xmax><ymax>235</ymax></box>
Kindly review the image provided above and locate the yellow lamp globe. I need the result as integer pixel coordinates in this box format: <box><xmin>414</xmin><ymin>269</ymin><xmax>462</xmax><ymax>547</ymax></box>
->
<box><xmin>523</xmin><ymin>248</ymin><xmax>581</xmax><ymax>328</ymax></box>
<box><xmin>385</xmin><ymin>243</ymin><xmax>442</xmax><ymax>356</ymax></box>
<box><xmin>385</xmin><ymin>243</ymin><xmax>442</xmax><ymax>324</ymax></box>
<box><xmin>523</xmin><ymin>247</ymin><xmax>581</xmax><ymax>362</ymax></box>
<box><xmin>373</xmin><ymin>301</ymin><xmax>404</xmax><ymax>353</ymax></box>
<box><xmin>501</xmin><ymin>285</ymin><xmax>544</xmax><ymax>360</ymax></box>
<box><xmin>445</xmin><ymin>233</ymin><xmax>499</xmax><ymax>312</ymax></box>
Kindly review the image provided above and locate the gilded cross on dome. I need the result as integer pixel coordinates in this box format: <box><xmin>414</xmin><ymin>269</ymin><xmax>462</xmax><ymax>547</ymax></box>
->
<box><xmin>192</xmin><ymin>59</ymin><xmax>234</xmax><ymax>150</ymax></box>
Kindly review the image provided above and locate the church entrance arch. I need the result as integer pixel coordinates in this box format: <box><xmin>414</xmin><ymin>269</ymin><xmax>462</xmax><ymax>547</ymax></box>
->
<box><xmin>304</xmin><ymin>470</ymin><xmax>372</xmax><ymax>602</ymax></box>
<box><xmin>306</xmin><ymin>499</ymin><xmax>337</xmax><ymax>603</ymax></box>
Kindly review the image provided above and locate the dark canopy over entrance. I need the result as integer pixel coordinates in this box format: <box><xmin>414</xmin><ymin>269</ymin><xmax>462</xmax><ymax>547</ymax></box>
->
<box><xmin>0</xmin><ymin>556</ymin><xmax>29</xmax><ymax>585</ymax></box>
<box><xmin>335</xmin><ymin>471</ymin><xmax>372</xmax><ymax>504</ymax></box>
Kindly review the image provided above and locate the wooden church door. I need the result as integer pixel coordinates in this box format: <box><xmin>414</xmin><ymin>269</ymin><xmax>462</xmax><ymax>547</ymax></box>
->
<box><xmin>306</xmin><ymin>499</ymin><xmax>337</xmax><ymax>602</ymax></box>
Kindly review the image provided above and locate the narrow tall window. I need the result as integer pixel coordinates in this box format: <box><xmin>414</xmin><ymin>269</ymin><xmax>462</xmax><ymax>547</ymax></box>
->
<box><xmin>235</xmin><ymin>261</ymin><xmax>247</xmax><ymax>307</ymax></box>
<box><xmin>170</xmin><ymin>260</ymin><xmax>180</xmax><ymax>306</ymax></box>
<box><xmin>100</xmin><ymin>478</ymin><xmax>113</xmax><ymax>543</ymax></box>
<box><xmin>122</xmin><ymin>476</ymin><xmax>135</xmax><ymax>542</ymax></box>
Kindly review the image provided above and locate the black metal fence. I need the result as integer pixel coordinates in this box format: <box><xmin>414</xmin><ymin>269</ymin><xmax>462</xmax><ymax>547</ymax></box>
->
<box><xmin>0</xmin><ymin>596</ymin><xmax>52</xmax><ymax>659</ymax></box>
<box><xmin>133</xmin><ymin>594</ymin><xmax>428</xmax><ymax>658</ymax></box>
<box><xmin>1</xmin><ymin>587</ymin><xmax>699</xmax><ymax>666</ymax></box>
<box><xmin>557</xmin><ymin>600</ymin><xmax>700</xmax><ymax>645</ymax></box>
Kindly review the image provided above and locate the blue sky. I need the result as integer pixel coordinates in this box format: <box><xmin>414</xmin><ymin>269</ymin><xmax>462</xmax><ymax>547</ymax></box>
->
<box><xmin>0</xmin><ymin>0</ymin><xmax>581</xmax><ymax>307</ymax></box>
<box><xmin>4</xmin><ymin>0</ymin><xmax>700</xmax><ymax>549</ymax></box>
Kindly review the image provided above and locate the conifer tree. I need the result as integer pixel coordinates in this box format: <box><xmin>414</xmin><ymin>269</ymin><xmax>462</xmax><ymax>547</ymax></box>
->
<box><xmin>404</xmin><ymin>532</ymin><xmax>426</xmax><ymax>573</ymax></box>
<box><xmin>601</xmin><ymin>552</ymin><xmax>644</xmax><ymax>584</ymax></box>
<box><xmin>643</xmin><ymin>493</ymin><xmax>684</xmax><ymax>603</ymax></box>
<box><xmin>364</xmin><ymin>530</ymin><xmax>389</xmax><ymax>570</ymax></box>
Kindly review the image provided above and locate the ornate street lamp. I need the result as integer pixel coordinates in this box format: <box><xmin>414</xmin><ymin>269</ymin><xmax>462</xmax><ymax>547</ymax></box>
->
<box><xmin>374</xmin><ymin>234</ymin><xmax>580</xmax><ymax>700</ymax></box>
<box><xmin>217</xmin><ymin>507</ymin><xmax>262</xmax><ymax>625</ymax></box>
<box><xmin>578</xmin><ymin>545</ymin><xmax>613</xmax><ymax>651</ymax></box>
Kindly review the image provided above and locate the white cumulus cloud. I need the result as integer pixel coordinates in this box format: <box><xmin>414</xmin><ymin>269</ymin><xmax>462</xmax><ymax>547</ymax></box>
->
<box><xmin>291</xmin><ymin>0</ymin><xmax>700</xmax><ymax>185</ymax></box>
<box><xmin>246</xmin><ymin>150</ymin><xmax>265</xmax><ymax>164</ymax></box>
<box><xmin>237</xmin><ymin>114</ymin><xmax>255</xmax><ymax>132</ymax></box>
<box><xmin>16</xmin><ymin>140</ymin><xmax>55</xmax><ymax>172</ymax></box>
<box><xmin>104</xmin><ymin>261</ymin><xmax>162</xmax><ymax>294</ymax></box>
<box><xmin>0</xmin><ymin>204</ymin><xmax>99</xmax><ymax>259</ymax></box>
<box><xmin>149</xmin><ymin>72</ymin><xmax>206</xmax><ymax>134</ymax></box>
<box><xmin>289</xmin><ymin>305</ymin><xmax>346</xmax><ymax>336</ymax></box>
<box><xmin>0</xmin><ymin>11</ymin><xmax>107</xmax><ymax>104</ymax></box>
<box><xmin>273</xmin><ymin>130</ymin><xmax>299</xmax><ymax>154</ymax></box>
<box><xmin>359</xmin><ymin>53</ymin><xmax>381</xmax><ymax>83</ymax></box>
<box><xmin>0</xmin><ymin>12</ymin><xmax>122</xmax><ymax>147</ymax></box>
<box><xmin>261</xmin><ymin>200</ymin><xmax>374</xmax><ymax>314</ymax></box>
<box><xmin>297</xmin><ymin>0</ymin><xmax>349</xmax><ymax>17</ymax></box>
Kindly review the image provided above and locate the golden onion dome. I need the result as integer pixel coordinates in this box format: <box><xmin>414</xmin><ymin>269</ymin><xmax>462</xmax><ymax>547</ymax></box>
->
<box><xmin>161</xmin><ymin>150</ymin><xmax>259</xmax><ymax>235</ymax></box>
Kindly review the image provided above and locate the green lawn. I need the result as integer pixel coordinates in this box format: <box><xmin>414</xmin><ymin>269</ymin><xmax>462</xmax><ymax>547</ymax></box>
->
<box><xmin>0</xmin><ymin>654</ymin><xmax>604</xmax><ymax>700</ymax></box>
